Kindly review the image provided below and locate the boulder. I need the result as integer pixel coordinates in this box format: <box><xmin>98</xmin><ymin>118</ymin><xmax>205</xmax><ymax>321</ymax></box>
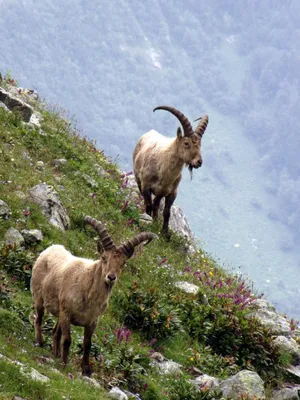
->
<box><xmin>28</xmin><ymin>183</ymin><xmax>70</xmax><ymax>230</ymax></box>
<box><xmin>272</xmin><ymin>336</ymin><xmax>300</xmax><ymax>365</ymax></box>
<box><xmin>4</xmin><ymin>228</ymin><xmax>25</xmax><ymax>247</ymax></box>
<box><xmin>219</xmin><ymin>370</ymin><xmax>265</xmax><ymax>399</ymax></box>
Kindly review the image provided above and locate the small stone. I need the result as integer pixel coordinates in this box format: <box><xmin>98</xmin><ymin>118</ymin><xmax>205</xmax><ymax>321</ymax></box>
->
<box><xmin>82</xmin><ymin>376</ymin><xmax>101</xmax><ymax>388</ymax></box>
<box><xmin>21</xmin><ymin>229</ymin><xmax>43</xmax><ymax>245</ymax></box>
<box><xmin>0</xmin><ymin>199</ymin><xmax>12</xmax><ymax>218</ymax></box>
<box><xmin>193</xmin><ymin>374</ymin><xmax>220</xmax><ymax>391</ymax></box>
<box><xmin>175</xmin><ymin>281</ymin><xmax>199</xmax><ymax>295</ymax></box>
<box><xmin>53</xmin><ymin>158</ymin><xmax>67</xmax><ymax>167</ymax></box>
<box><xmin>36</xmin><ymin>161</ymin><xmax>45</xmax><ymax>169</ymax></box>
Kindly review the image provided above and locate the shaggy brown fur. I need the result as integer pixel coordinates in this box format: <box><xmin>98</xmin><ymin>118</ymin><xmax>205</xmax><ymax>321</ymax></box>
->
<box><xmin>31</xmin><ymin>216</ymin><xmax>156</xmax><ymax>376</ymax></box>
<box><xmin>133</xmin><ymin>106</ymin><xmax>209</xmax><ymax>236</ymax></box>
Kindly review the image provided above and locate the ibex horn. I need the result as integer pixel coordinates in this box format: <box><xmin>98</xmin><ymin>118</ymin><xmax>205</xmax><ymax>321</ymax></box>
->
<box><xmin>122</xmin><ymin>232</ymin><xmax>158</xmax><ymax>257</ymax></box>
<box><xmin>84</xmin><ymin>216</ymin><xmax>114</xmax><ymax>250</ymax></box>
<box><xmin>194</xmin><ymin>115</ymin><xmax>209</xmax><ymax>138</ymax></box>
<box><xmin>153</xmin><ymin>106</ymin><xmax>194</xmax><ymax>138</ymax></box>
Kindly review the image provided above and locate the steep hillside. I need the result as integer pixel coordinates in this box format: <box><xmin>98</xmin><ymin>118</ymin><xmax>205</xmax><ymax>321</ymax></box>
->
<box><xmin>0</xmin><ymin>75</ymin><xmax>300</xmax><ymax>399</ymax></box>
<box><xmin>1</xmin><ymin>0</ymin><xmax>300</xmax><ymax>319</ymax></box>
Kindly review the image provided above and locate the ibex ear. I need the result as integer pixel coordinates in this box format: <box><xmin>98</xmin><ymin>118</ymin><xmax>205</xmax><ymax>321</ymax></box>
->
<box><xmin>177</xmin><ymin>127</ymin><xmax>183</xmax><ymax>138</ymax></box>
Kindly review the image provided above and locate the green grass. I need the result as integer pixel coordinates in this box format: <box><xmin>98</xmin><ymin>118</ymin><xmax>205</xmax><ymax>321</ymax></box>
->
<box><xmin>0</xmin><ymin>73</ymin><xmax>294</xmax><ymax>399</ymax></box>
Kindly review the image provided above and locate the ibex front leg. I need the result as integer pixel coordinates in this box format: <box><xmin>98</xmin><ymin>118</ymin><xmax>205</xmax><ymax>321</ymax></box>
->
<box><xmin>142</xmin><ymin>189</ymin><xmax>153</xmax><ymax>216</ymax></box>
<box><xmin>81</xmin><ymin>322</ymin><xmax>97</xmax><ymax>376</ymax></box>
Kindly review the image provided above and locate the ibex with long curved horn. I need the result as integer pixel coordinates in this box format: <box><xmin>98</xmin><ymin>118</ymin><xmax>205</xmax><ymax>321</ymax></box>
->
<box><xmin>133</xmin><ymin>106</ymin><xmax>209</xmax><ymax>236</ymax></box>
<box><xmin>31</xmin><ymin>216</ymin><xmax>157</xmax><ymax>376</ymax></box>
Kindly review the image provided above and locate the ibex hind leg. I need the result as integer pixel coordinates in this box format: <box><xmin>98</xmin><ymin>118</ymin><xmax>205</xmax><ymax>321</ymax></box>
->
<box><xmin>34</xmin><ymin>298</ymin><xmax>44</xmax><ymax>346</ymax></box>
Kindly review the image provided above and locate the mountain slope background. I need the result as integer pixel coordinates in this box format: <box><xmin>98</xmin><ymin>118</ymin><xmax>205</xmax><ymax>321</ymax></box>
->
<box><xmin>1</xmin><ymin>0</ymin><xmax>300</xmax><ymax>317</ymax></box>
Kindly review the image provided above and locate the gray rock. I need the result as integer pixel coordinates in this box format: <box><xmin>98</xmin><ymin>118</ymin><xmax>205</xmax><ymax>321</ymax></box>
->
<box><xmin>28</xmin><ymin>183</ymin><xmax>70</xmax><ymax>230</ymax></box>
<box><xmin>271</xmin><ymin>387</ymin><xmax>300</xmax><ymax>400</ymax></box>
<box><xmin>75</xmin><ymin>171</ymin><xmax>99</xmax><ymax>188</ymax></box>
<box><xmin>21</xmin><ymin>229</ymin><xmax>43</xmax><ymax>245</ymax></box>
<box><xmin>150</xmin><ymin>352</ymin><xmax>164</xmax><ymax>362</ymax></box>
<box><xmin>109</xmin><ymin>386</ymin><xmax>128</xmax><ymax>400</ymax></box>
<box><xmin>0</xmin><ymin>86</ymin><xmax>33</xmax><ymax>122</ymax></box>
<box><xmin>29</xmin><ymin>113</ymin><xmax>41</xmax><ymax>128</ymax></box>
<box><xmin>139</xmin><ymin>213</ymin><xmax>153</xmax><ymax>224</ymax></box>
<box><xmin>123</xmin><ymin>390</ymin><xmax>142</xmax><ymax>399</ymax></box>
<box><xmin>154</xmin><ymin>360</ymin><xmax>182</xmax><ymax>375</ymax></box>
<box><xmin>0</xmin><ymin>353</ymin><xmax>49</xmax><ymax>383</ymax></box>
<box><xmin>175</xmin><ymin>281</ymin><xmax>199</xmax><ymax>295</ymax></box>
<box><xmin>284</xmin><ymin>365</ymin><xmax>300</xmax><ymax>382</ymax></box>
<box><xmin>272</xmin><ymin>336</ymin><xmax>300</xmax><ymax>365</ymax></box>
<box><xmin>94</xmin><ymin>164</ymin><xmax>109</xmax><ymax>178</ymax></box>
<box><xmin>4</xmin><ymin>228</ymin><xmax>25</xmax><ymax>247</ymax></box>
<box><xmin>0</xmin><ymin>101</ymin><xmax>10</xmax><ymax>112</ymax></box>
<box><xmin>121</xmin><ymin>173</ymin><xmax>196</xmax><ymax>252</ymax></box>
<box><xmin>82</xmin><ymin>376</ymin><xmax>101</xmax><ymax>388</ymax></box>
<box><xmin>20</xmin><ymin>365</ymin><xmax>49</xmax><ymax>383</ymax></box>
<box><xmin>0</xmin><ymin>199</ymin><xmax>12</xmax><ymax>218</ymax></box>
<box><xmin>14</xmin><ymin>191</ymin><xmax>26</xmax><ymax>199</ymax></box>
<box><xmin>247</xmin><ymin>299</ymin><xmax>291</xmax><ymax>335</ymax></box>
<box><xmin>169</xmin><ymin>204</ymin><xmax>197</xmax><ymax>253</ymax></box>
<box><xmin>53</xmin><ymin>158</ymin><xmax>67</xmax><ymax>167</ymax></box>
<box><xmin>36</xmin><ymin>161</ymin><xmax>45</xmax><ymax>169</ymax></box>
<box><xmin>219</xmin><ymin>370</ymin><xmax>265</xmax><ymax>399</ymax></box>
<box><xmin>193</xmin><ymin>374</ymin><xmax>220</xmax><ymax>391</ymax></box>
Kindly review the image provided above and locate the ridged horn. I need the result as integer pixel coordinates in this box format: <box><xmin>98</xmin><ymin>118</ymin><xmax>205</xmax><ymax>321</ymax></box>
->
<box><xmin>194</xmin><ymin>115</ymin><xmax>209</xmax><ymax>138</ymax></box>
<box><xmin>122</xmin><ymin>232</ymin><xmax>158</xmax><ymax>257</ymax></box>
<box><xmin>153</xmin><ymin>106</ymin><xmax>194</xmax><ymax>138</ymax></box>
<box><xmin>84</xmin><ymin>216</ymin><xmax>114</xmax><ymax>250</ymax></box>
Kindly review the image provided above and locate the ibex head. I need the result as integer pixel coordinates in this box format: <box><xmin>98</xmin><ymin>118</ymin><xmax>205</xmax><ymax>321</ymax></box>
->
<box><xmin>84</xmin><ymin>216</ymin><xmax>157</xmax><ymax>287</ymax></box>
<box><xmin>153</xmin><ymin>106</ymin><xmax>209</xmax><ymax>174</ymax></box>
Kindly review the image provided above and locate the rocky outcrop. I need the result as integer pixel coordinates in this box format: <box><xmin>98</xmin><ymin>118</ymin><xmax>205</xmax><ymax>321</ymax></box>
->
<box><xmin>28</xmin><ymin>183</ymin><xmax>70</xmax><ymax>230</ymax></box>
<box><xmin>121</xmin><ymin>172</ymin><xmax>197</xmax><ymax>253</ymax></box>
<box><xmin>0</xmin><ymin>86</ymin><xmax>33</xmax><ymax>122</ymax></box>
<box><xmin>247</xmin><ymin>298</ymin><xmax>291</xmax><ymax>335</ymax></box>
<box><xmin>271</xmin><ymin>386</ymin><xmax>300</xmax><ymax>400</ymax></box>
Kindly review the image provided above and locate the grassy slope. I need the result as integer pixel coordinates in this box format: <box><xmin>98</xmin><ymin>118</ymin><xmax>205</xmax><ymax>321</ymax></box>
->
<box><xmin>0</xmin><ymin>76</ymin><xmax>292</xmax><ymax>399</ymax></box>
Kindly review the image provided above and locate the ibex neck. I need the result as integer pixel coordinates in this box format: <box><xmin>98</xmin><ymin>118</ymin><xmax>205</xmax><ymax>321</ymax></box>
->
<box><xmin>165</xmin><ymin>139</ymin><xmax>185</xmax><ymax>172</ymax></box>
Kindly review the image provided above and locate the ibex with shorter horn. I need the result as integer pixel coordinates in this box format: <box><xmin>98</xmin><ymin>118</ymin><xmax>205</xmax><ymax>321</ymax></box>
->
<box><xmin>31</xmin><ymin>216</ymin><xmax>157</xmax><ymax>376</ymax></box>
<box><xmin>133</xmin><ymin>106</ymin><xmax>209</xmax><ymax>236</ymax></box>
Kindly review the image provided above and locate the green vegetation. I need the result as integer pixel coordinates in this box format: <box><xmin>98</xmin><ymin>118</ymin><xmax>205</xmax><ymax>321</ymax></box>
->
<box><xmin>0</xmin><ymin>73</ymin><xmax>293</xmax><ymax>399</ymax></box>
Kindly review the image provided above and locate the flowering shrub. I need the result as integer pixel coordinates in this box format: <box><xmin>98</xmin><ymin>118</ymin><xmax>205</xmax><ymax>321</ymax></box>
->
<box><xmin>0</xmin><ymin>245</ymin><xmax>35</xmax><ymax>289</ymax></box>
<box><xmin>115</xmin><ymin>282</ymin><xmax>182</xmax><ymax>340</ymax></box>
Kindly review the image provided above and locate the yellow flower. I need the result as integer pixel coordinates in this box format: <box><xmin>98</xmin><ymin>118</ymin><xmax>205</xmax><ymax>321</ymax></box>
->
<box><xmin>296</xmin><ymin>337</ymin><xmax>299</xmax><ymax>342</ymax></box>
<box><xmin>190</xmin><ymin>357</ymin><xmax>194</xmax><ymax>361</ymax></box>
<box><xmin>209</xmin><ymin>271</ymin><xmax>214</xmax><ymax>276</ymax></box>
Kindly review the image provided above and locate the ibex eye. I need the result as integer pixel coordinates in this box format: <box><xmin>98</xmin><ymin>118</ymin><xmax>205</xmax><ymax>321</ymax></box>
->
<box><xmin>184</xmin><ymin>142</ymin><xmax>190</xmax><ymax>147</ymax></box>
